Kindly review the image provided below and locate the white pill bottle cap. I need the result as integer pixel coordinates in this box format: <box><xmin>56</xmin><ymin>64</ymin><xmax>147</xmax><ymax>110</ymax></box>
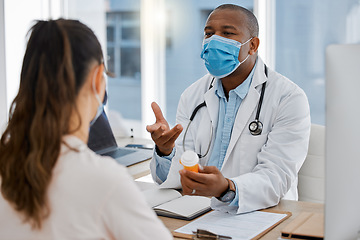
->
<box><xmin>180</xmin><ymin>150</ymin><xmax>199</xmax><ymax>167</ymax></box>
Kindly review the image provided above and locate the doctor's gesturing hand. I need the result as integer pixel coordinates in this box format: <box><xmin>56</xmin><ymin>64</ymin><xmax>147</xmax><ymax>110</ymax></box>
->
<box><xmin>146</xmin><ymin>102</ymin><xmax>183</xmax><ymax>156</ymax></box>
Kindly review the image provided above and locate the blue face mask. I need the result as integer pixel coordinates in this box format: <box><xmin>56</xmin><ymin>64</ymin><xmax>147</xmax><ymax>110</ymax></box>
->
<box><xmin>200</xmin><ymin>35</ymin><xmax>252</xmax><ymax>78</ymax></box>
<box><xmin>90</xmin><ymin>70</ymin><xmax>106</xmax><ymax>126</ymax></box>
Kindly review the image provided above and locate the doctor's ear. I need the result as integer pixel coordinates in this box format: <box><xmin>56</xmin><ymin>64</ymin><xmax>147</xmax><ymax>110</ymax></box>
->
<box><xmin>249</xmin><ymin>37</ymin><xmax>260</xmax><ymax>55</ymax></box>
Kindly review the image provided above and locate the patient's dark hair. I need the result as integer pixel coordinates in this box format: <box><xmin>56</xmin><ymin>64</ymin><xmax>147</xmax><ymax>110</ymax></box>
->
<box><xmin>214</xmin><ymin>4</ymin><xmax>259</xmax><ymax>37</ymax></box>
<box><xmin>0</xmin><ymin>19</ymin><xmax>103</xmax><ymax>229</ymax></box>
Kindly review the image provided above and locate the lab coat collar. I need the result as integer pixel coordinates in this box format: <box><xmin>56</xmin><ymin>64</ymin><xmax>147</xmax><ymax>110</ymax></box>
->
<box><xmin>222</xmin><ymin>57</ymin><xmax>268</xmax><ymax>167</ymax></box>
<box><xmin>251</xmin><ymin>57</ymin><xmax>267</xmax><ymax>87</ymax></box>
<box><xmin>204</xmin><ymin>79</ymin><xmax>219</xmax><ymax>129</ymax></box>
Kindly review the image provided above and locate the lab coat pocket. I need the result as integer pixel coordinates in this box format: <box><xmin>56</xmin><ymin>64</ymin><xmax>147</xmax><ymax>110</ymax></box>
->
<box><xmin>237</xmin><ymin>133</ymin><xmax>269</xmax><ymax>172</ymax></box>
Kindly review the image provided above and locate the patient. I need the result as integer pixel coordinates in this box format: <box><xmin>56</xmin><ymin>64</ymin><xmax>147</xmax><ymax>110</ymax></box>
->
<box><xmin>0</xmin><ymin>19</ymin><xmax>171</xmax><ymax>239</ymax></box>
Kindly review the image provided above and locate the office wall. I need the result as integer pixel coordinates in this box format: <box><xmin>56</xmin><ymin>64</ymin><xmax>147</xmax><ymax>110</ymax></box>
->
<box><xmin>2</xmin><ymin>0</ymin><xmax>51</xmax><ymax>134</ymax></box>
<box><xmin>67</xmin><ymin>0</ymin><xmax>106</xmax><ymax>59</ymax></box>
<box><xmin>4</xmin><ymin>0</ymin><xmax>46</xmax><ymax>114</ymax></box>
<box><xmin>0</xmin><ymin>0</ymin><xmax>105</xmax><ymax>133</ymax></box>
<box><xmin>0</xmin><ymin>0</ymin><xmax>6</xmax><ymax>132</ymax></box>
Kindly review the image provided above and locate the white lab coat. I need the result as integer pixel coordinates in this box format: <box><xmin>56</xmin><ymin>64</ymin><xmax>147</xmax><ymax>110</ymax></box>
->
<box><xmin>150</xmin><ymin>57</ymin><xmax>311</xmax><ymax>214</ymax></box>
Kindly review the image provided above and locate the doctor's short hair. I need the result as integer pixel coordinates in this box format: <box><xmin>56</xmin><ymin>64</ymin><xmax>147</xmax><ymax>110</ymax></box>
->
<box><xmin>214</xmin><ymin>4</ymin><xmax>259</xmax><ymax>38</ymax></box>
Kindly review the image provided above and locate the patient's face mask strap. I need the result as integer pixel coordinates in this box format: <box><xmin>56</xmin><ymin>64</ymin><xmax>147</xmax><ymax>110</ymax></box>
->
<box><xmin>90</xmin><ymin>67</ymin><xmax>106</xmax><ymax>126</ymax></box>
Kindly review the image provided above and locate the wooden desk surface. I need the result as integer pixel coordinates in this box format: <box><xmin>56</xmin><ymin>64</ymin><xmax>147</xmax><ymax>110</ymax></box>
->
<box><xmin>159</xmin><ymin>199</ymin><xmax>324</xmax><ymax>239</ymax></box>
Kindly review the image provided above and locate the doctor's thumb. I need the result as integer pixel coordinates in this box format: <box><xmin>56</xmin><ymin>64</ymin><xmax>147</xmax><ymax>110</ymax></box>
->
<box><xmin>199</xmin><ymin>166</ymin><xmax>218</xmax><ymax>174</ymax></box>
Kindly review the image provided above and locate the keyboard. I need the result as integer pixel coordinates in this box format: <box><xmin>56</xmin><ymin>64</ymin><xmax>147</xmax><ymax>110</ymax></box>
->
<box><xmin>102</xmin><ymin>148</ymin><xmax>136</xmax><ymax>158</ymax></box>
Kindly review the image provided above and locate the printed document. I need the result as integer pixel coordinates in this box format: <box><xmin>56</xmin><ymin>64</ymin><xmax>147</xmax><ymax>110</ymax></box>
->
<box><xmin>175</xmin><ymin>210</ymin><xmax>288</xmax><ymax>240</ymax></box>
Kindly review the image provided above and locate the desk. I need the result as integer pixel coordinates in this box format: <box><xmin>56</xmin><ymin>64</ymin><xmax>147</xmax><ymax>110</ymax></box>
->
<box><xmin>120</xmin><ymin>138</ymin><xmax>324</xmax><ymax>239</ymax></box>
<box><xmin>159</xmin><ymin>199</ymin><xmax>324</xmax><ymax>239</ymax></box>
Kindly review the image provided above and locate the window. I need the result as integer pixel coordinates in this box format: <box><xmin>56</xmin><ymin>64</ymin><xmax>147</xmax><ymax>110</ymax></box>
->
<box><xmin>106</xmin><ymin>9</ymin><xmax>142</xmax><ymax>124</ymax></box>
<box><xmin>106</xmin><ymin>11</ymin><xmax>141</xmax><ymax>80</ymax></box>
<box><xmin>274</xmin><ymin>0</ymin><xmax>360</xmax><ymax>125</ymax></box>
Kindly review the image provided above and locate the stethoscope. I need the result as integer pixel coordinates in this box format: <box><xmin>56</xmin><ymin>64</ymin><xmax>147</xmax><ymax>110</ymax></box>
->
<box><xmin>182</xmin><ymin>64</ymin><xmax>268</xmax><ymax>158</ymax></box>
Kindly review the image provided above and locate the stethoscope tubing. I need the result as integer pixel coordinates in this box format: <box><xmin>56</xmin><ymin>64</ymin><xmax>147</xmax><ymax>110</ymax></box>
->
<box><xmin>182</xmin><ymin>64</ymin><xmax>268</xmax><ymax>158</ymax></box>
<box><xmin>182</xmin><ymin>118</ymin><xmax>213</xmax><ymax>158</ymax></box>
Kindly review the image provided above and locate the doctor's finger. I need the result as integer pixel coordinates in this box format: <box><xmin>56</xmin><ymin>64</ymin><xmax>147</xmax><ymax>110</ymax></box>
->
<box><xmin>198</xmin><ymin>166</ymin><xmax>220</xmax><ymax>175</ymax></box>
<box><xmin>146</xmin><ymin>123</ymin><xmax>161</xmax><ymax>133</ymax></box>
<box><xmin>158</xmin><ymin>124</ymin><xmax>183</xmax><ymax>144</ymax></box>
<box><xmin>146</xmin><ymin>122</ymin><xmax>165</xmax><ymax>133</ymax></box>
<box><xmin>180</xmin><ymin>171</ymin><xmax>197</xmax><ymax>194</ymax></box>
<box><xmin>180</xmin><ymin>179</ymin><xmax>192</xmax><ymax>195</ymax></box>
<box><xmin>154</xmin><ymin>131</ymin><xmax>181</xmax><ymax>152</ymax></box>
<box><xmin>180</xmin><ymin>171</ymin><xmax>205</xmax><ymax>195</ymax></box>
<box><xmin>182</xmin><ymin>184</ymin><xmax>204</xmax><ymax>196</ymax></box>
<box><xmin>151</xmin><ymin>102</ymin><xmax>167</xmax><ymax>124</ymax></box>
<box><xmin>148</xmin><ymin>125</ymin><xmax>167</xmax><ymax>140</ymax></box>
<box><xmin>183</xmin><ymin>169</ymin><xmax>214</xmax><ymax>184</ymax></box>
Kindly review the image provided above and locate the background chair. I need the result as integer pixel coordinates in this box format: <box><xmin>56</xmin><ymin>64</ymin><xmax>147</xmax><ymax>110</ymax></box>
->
<box><xmin>298</xmin><ymin>123</ymin><xmax>325</xmax><ymax>203</ymax></box>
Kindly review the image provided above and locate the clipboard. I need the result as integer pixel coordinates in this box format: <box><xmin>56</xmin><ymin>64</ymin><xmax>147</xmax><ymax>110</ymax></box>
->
<box><xmin>172</xmin><ymin>209</ymin><xmax>292</xmax><ymax>239</ymax></box>
<box><xmin>281</xmin><ymin>212</ymin><xmax>324</xmax><ymax>240</ymax></box>
<box><xmin>253</xmin><ymin>209</ymin><xmax>292</xmax><ymax>239</ymax></box>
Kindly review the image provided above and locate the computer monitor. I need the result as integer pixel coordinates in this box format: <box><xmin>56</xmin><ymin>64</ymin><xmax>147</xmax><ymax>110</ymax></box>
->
<box><xmin>325</xmin><ymin>44</ymin><xmax>360</xmax><ymax>239</ymax></box>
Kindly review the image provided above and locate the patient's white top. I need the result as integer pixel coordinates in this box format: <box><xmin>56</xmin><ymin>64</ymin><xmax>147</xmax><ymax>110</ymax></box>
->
<box><xmin>0</xmin><ymin>135</ymin><xmax>172</xmax><ymax>240</ymax></box>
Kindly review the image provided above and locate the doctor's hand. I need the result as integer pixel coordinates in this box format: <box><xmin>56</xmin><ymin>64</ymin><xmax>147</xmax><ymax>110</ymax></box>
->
<box><xmin>146</xmin><ymin>102</ymin><xmax>183</xmax><ymax>156</ymax></box>
<box><xmin>179</xmin><ymin>166</ymin><xmax>229</xmax><ymax>198</ymax></box>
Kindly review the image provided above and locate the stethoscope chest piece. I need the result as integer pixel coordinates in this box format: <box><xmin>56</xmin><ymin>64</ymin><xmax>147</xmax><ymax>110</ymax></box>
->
<box><xmin>249</xmin><ymin>66</ymin><xmax>268</xmax><ymax>136</ymax></box>
<box><xmin>249</xmin><ymin>120</ymin><xmax>263</xmax><ymax>136</ymax></box>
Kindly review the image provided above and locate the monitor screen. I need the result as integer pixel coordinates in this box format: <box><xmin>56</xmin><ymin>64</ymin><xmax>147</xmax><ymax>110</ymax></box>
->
<box><xmin>325</xmin><ymin>44</ymin><xmax>360</xmax><ymax>239</ymax></box>
<box><xmin>88</xmin><ymin>110</ymin><xmax>118</xmax><ymax>152</ymax></box>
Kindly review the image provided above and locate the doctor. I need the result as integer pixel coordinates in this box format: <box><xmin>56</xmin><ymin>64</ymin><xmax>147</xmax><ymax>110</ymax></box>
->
<box><xmin>146</xmin><ymin>4</ymin><xmax>311</xmax><ymax>214</ymax></box>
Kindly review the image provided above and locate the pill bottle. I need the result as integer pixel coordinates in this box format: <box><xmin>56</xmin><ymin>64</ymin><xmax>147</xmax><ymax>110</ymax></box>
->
<box><xmin>180</xmin><ymin>150</ymin><xmax>199</xmax><ymax>172</ymax></box>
